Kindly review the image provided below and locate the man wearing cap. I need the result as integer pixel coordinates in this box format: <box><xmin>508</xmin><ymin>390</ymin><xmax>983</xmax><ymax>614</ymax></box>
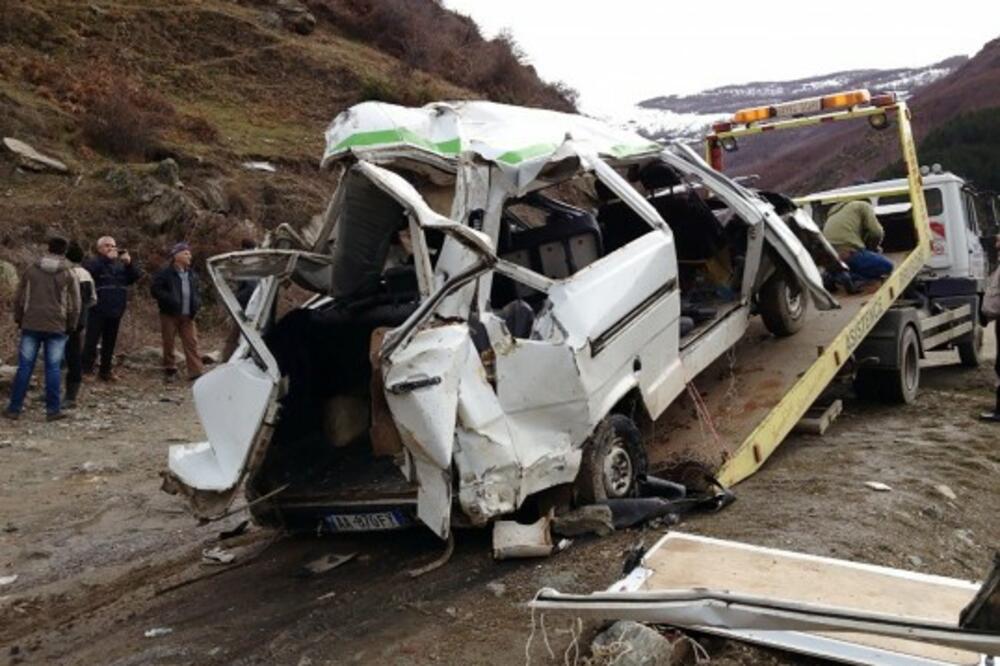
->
<box><xmin>3</xmin><ymin>235</ymin><xmax>81</xmax><ymax>421</ymax></box>
<box><xmin>82</xmin><ymin>235</ymin><xmax>141</xmax><ymax>381</ymax></box>
<box><xmin>151</xmin><ymin>242</ymin><xmax>204</xmax><ymax>381</ymax></box>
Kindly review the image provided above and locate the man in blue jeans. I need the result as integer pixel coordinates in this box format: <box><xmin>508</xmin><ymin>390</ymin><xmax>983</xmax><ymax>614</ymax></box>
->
<box><xmin>823</xmin><ymin>199</ymin><xmax>894</xmax><ymax>289</ymax></box>
<box><xmin>3</xmin><ymin>236</ymin><xmax>81</xmax><ymax>421</ymax></box>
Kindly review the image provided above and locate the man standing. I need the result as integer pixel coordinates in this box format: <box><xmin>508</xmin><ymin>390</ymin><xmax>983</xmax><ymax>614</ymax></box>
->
<box><xmin>151</xmin><ymin>242</ymin><xmax>204</xmax><ymax>382</ymax></box>
<box><xmin>823</xmin><ymin>199</ymin><xmax>894</xmax><ymax>284</ymax></box>
<box><xmin>3</xmin><ymin>236</ymin><xmax>80</xmax><ymax>421</ymax></box>
<box><xmin>82</xmin><ymin>236</ymin><xmax>141</xmax><ymax>381</ymax></box>
<box><xmin>64</xmin><ymin>242</ymin><xmax>97</xmax><ymax>409</ymax></box>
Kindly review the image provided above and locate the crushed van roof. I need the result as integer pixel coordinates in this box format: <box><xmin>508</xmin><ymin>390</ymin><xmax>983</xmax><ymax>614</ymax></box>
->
<box><xmin>322</xmin><ymin>100</ymin><xmax>662</xmax><ymax>174</ymax></box>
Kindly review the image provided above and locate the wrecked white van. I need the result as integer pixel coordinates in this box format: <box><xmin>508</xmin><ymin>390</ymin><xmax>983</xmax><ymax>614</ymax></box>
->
<box><xmin>162</xmin><ymin>101</ymin><xmax>840</xmax><ymax>538</ymax></box>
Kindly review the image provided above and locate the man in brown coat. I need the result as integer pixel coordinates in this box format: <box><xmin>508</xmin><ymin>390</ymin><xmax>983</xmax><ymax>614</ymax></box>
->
<box><xmin>3</xmin><ymin>236</ymin><xmax>81</xmax><ymax>421</ymax></box>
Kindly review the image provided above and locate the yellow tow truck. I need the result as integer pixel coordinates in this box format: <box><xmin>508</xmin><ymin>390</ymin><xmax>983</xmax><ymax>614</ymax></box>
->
<box><xmin>644</xmin><ymin>89</ymin><xmax>942</xmax><ymax>487</ymax></box>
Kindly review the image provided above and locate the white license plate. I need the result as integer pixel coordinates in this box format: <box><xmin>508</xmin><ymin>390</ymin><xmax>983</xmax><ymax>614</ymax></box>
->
<box><xmin>774</xmin><ymin>97</ymin><xmax>822</xmax><ymax>118</ymax></box>
<box><xmin>324</xmin><ymin>510</ymin><xmax>408</xmax><ymax>532</ymax></box>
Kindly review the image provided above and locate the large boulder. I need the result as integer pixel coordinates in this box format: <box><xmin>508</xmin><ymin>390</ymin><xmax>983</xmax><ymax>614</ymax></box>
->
<box><xmin>2</xmin><ymin>137</ymin><xmax>69</xmax><ymax>174</ymax></box>
<box><xmin>590</xmin><ymin>621</ymin><xmax>679</xmax><ymax>666</ymax></box>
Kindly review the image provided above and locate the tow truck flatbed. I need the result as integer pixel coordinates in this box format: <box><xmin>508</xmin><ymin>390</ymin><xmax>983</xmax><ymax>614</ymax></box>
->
<box><xmin>657</xmin><ymin>89</ymin><xmax>933</xmax><ymax>486</ymax></box>
<box><xmin>647</xmin><ymin>264</ymin><xmax>900</xmax><ymax>482</ymax></box>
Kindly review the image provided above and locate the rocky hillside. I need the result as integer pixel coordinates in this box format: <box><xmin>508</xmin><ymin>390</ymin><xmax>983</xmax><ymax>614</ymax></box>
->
<box><xmin>0</xmin><ymin>0</ymin><xmax>576</xmax><ymax>270</ymax></box>
<box><xmin>605</xmin><ymin>57</ymin><xmax>965</xmax><ymax>142</ymax></box>
<box><xmin>722</xmin><ymin>37</ymin><xmax>1000</xmax><ymax>193</ymax></box>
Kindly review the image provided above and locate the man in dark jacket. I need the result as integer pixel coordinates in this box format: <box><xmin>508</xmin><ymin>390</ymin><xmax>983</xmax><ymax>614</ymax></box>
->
<box><xmin>3</xmin><ymin>236</ymin><xmax>81</xmax><ymax>421</ymax></box>
<box><xmin>82</xmin><ymin>235</ymin><xmax>141</xmax><ymax>381</ymax></box>
<box><xmin>151</xmin><ymin>242</ymin><xmax>204</xmax><ymax>381</ymax></box>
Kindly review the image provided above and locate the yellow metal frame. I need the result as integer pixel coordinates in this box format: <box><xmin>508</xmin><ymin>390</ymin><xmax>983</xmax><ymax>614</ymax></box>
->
<box><xmin>705</xmin><ymin>102</ymin><xmax>931</xmax><ymax>486</ymax></box>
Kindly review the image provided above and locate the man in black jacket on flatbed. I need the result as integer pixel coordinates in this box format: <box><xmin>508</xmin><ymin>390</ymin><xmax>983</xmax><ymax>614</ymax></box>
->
<box><xmin>151</xmin><ymin>242</ymin><xmax>204</xmax><ymax>382</ymax></box>
<box><xmin>82</xmin><ymin>236</ymin><xmax>141</xmax><ymax>381</ymax></box>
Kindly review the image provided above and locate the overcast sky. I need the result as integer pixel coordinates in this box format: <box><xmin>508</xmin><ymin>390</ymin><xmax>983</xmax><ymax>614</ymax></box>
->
<box><xmin>442</xmin><ymin>0</ymin><xmax>1000</xmax><ymax>114</ymax></box>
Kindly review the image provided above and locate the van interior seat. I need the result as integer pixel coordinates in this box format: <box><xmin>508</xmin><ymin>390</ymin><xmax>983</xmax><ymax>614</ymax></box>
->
<box><xmin>492</xmin><ymin>196</ymin><xmax>603</xmax><ymax>307</ymax></box>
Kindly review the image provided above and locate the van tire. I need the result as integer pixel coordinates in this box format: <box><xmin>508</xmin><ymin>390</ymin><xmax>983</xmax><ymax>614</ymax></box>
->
<box><xmin>759</xmin><ymin>269</ymin><xmax>807</xmax><ymax>337</ymax></box>
<box><xmin>957</xmin><ymin>319</ymin><xmax>983</xmax><ymax>368</ymax></box>
<box><xmin>575</xmin><ymin>414</ymin><xmax>647</xmax><ymax>504</ymax></box>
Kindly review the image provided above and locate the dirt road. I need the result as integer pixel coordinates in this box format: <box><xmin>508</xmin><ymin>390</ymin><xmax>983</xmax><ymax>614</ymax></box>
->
<box><xmin>1</xmin><ymin>333</ymin><xmax>997</xmax><ymax>665</ymax></box>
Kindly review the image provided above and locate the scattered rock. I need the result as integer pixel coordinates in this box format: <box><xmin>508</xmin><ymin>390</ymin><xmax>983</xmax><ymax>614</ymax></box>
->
<box><xmin>935</xmin><ymin>484</ymin><xmax>957</xmax><ymax>501</ymax></box>
<box><xmin>242</xmin><ymin>160</ymin><xmax>276</xmax><ymax>173</ymax></box>
<box><xmin>71</xmin><ymin>461</ymin><xmax>121</xmax><ymax>475</ymax></box>
<box><xmin>144</xmin><ymin>627</ymin><xmax>173</xmax><ymax>638</ymax></box>
<box><xmin>0</xmin><ymin>260</ymin><xmax>18</xmax><ymax>300</ymax></box>
<box><xmin>275</xmin><ymin>0</ymin><xmax>316</xmax><ymax>35</ymax></box>
<box><xmin>591</xmin><ymin>621</ymin><xmax>677</xmax><ymax>666</ymax></box>
<box><xmin>152</xmin><ymin>158</ymin><xmax>183</xmax><ymax>188</ymax></box>
<box><xmin>0</xmin><ymin>575</ymin><xmax>18</xmax><ymax>586</ymax></box>
<box><xmin>191</xmin><ymin>178</ymin><xmax>228</xmax><ymax>213</ymax></box>
<box><xmin>553</xmin><ymin>505</ymin><xmax>614</xmax><ymax>537</ymax></box>
<box><xmin>864</xmin><ymin>481</ymin><xmax>892</xmax><ymax>492</ymax></box>
<box><xmin>444</xmin><ymin>606</ymin><xmax>458</xmax><ymax>618</ymax></box>
<box><xmin>907</xmin><ymin>554</ymin><xmax>923</xmax><ymax>568</ymax></box>
<box><xmin>485</xmin><ymin>581</ymin><xmax>506</xmax><ymax>598</ymax></box>
<box><xmin>260</xmin><ymin>10</ymin><xmax>283</xmax><ymax>30</ymax></box>
<box><xmin>954</xmin><ymin>529</ymin><xmax>976</xmax><ymax>548</ymax></box>
<box><xmin>201</xmin><ymin>546</ymin><xmax>236</xmax><ymax>565</ymax></box>
<box><xmin>2</xmin><ymin>137</ymin><xmax>69</xmax><ymax>173</ymax></box>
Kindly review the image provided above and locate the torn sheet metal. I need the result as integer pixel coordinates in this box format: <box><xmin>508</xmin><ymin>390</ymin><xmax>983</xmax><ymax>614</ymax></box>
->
<box><xmin>493</xmin><ymin>515</ymin><xmax>554</xmax><ymax>560</ymax></box>
<box><xmin>531</xmin><ymin>532</ymin><xmax>996</xmax><ymax>665</ymax></box>
<box><xmin>322</xmin><ymin>101</ymin><xmax>661</xmax><ymax>193</ymax></box>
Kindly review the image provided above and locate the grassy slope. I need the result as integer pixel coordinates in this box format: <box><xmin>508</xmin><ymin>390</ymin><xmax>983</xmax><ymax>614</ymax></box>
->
<box><xmin>0</xmin><ymin>0</ymin><xmax>563</xmax><ymax>359</ymax></box>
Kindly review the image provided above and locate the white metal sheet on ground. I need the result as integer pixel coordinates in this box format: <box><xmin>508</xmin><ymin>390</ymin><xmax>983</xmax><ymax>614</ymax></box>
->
<box><xmin>625</xmin><ymin>532</ymin><xmax>987</xmax><ymax>665</ymax></box>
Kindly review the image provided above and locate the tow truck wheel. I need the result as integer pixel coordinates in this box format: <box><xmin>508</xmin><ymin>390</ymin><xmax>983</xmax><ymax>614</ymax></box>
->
<box><xmin>575</xmin><ymin>414</ymin><xmax>647</xmax><ymax>504</ymax></box>
<box><xmin>957</xmin><ymin>319</ymin><xmax>983</xmax><ymax>368</ymax></box>
<box><xmin>854</xmin><ymin>326</ymin><xmax>921</xmax><ymax>404</ymax></box>
<box><xmin>759</xmin><ymin>269</ymin><xmax>807</xmax><ymax>337</ymax></box>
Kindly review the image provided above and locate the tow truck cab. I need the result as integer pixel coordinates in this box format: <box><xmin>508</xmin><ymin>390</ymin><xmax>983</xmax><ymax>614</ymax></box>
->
<box><xmin>804</xmin><ymin>172</ymin><xmax>999</xmax><ymax>369</ymax></box>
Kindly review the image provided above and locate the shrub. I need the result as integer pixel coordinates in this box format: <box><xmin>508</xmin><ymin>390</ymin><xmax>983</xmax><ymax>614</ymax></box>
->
<box><xmin>310</xmin><ymin>0</ymin><xmax>577</xmax><ymax>111</ymax></box>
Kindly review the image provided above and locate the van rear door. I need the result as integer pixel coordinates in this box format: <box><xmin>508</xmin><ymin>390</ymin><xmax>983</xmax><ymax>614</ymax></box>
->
<box><xmin>163</xmin><ymin>250</ymin><xmax>332</xmax><ymax>518</ymax></box>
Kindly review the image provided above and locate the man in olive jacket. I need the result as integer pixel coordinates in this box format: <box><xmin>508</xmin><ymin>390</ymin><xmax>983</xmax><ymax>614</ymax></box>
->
<box><xmin>151</xmin><ymin>242</ymin><xmax>204</xmax><ymax>381</ymax></box>
<box><xmin>3</xmin><ymin>236</ymin><xmax>81</xmax><ymax>421</ymax></box>
<box><xmin>823</xmin><ymin>199</ymin><xmax>894</xmax><ymax>282</ymax></box>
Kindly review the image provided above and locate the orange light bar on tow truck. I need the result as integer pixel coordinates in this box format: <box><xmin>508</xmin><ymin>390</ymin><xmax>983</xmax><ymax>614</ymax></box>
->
<box><xmin>732</xmin><ymin>89</ymin><xmax>873</xmax><ymax>125</ymax></box>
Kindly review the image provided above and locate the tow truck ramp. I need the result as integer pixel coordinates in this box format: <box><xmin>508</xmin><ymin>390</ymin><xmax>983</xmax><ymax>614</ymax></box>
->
<box><xmin>656</xmin><ymin>90</ymin><xmax>932</xmax><ymax>486</ymax></box>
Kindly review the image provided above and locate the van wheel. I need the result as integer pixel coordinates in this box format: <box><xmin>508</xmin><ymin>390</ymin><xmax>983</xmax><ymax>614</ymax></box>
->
<box><xmin>957</xmin><ymin>320</ymin><xmax>983</xmax><ymax>368</ymax></box>
<box><xmin>575</xmin><ymin>415</ymin><xmax>647</xmax><ymax>504</ymax></box>
<box><xmin>759</xmin><ymin>269</ymin><xmax>807</xmax><ymax>337</ymax></box>
<box><xmin>854</xmin><ymin>326</ymin><xmax>921</xmax><ymax>404</ymax></box>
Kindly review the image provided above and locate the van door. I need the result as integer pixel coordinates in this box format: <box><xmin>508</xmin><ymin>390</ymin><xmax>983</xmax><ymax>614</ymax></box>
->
<box><xmin>164</xmin><ymin>250</ymin><xmax>333</xmax><ymax>517</ymax></box>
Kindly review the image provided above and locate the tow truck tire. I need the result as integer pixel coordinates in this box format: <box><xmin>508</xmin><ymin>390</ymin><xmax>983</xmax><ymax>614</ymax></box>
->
<box><xmin>854</xmin><ymin>326</ymin><xmax>921</xmax><ymax>404</ymax></box>
<box><xmin>957</xmin><ymin>319</ymin><xmax>983</xmax><ymax>368</ymax></box>
<box><xmin>575</xmin><ymin>414</ymin><xmax>647</xmax><ymax>504</ymax></box>
<box><xmin>759</xmin><ymin>269</ymin><xmax>807</xmax><ymax>337</ymax></box>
